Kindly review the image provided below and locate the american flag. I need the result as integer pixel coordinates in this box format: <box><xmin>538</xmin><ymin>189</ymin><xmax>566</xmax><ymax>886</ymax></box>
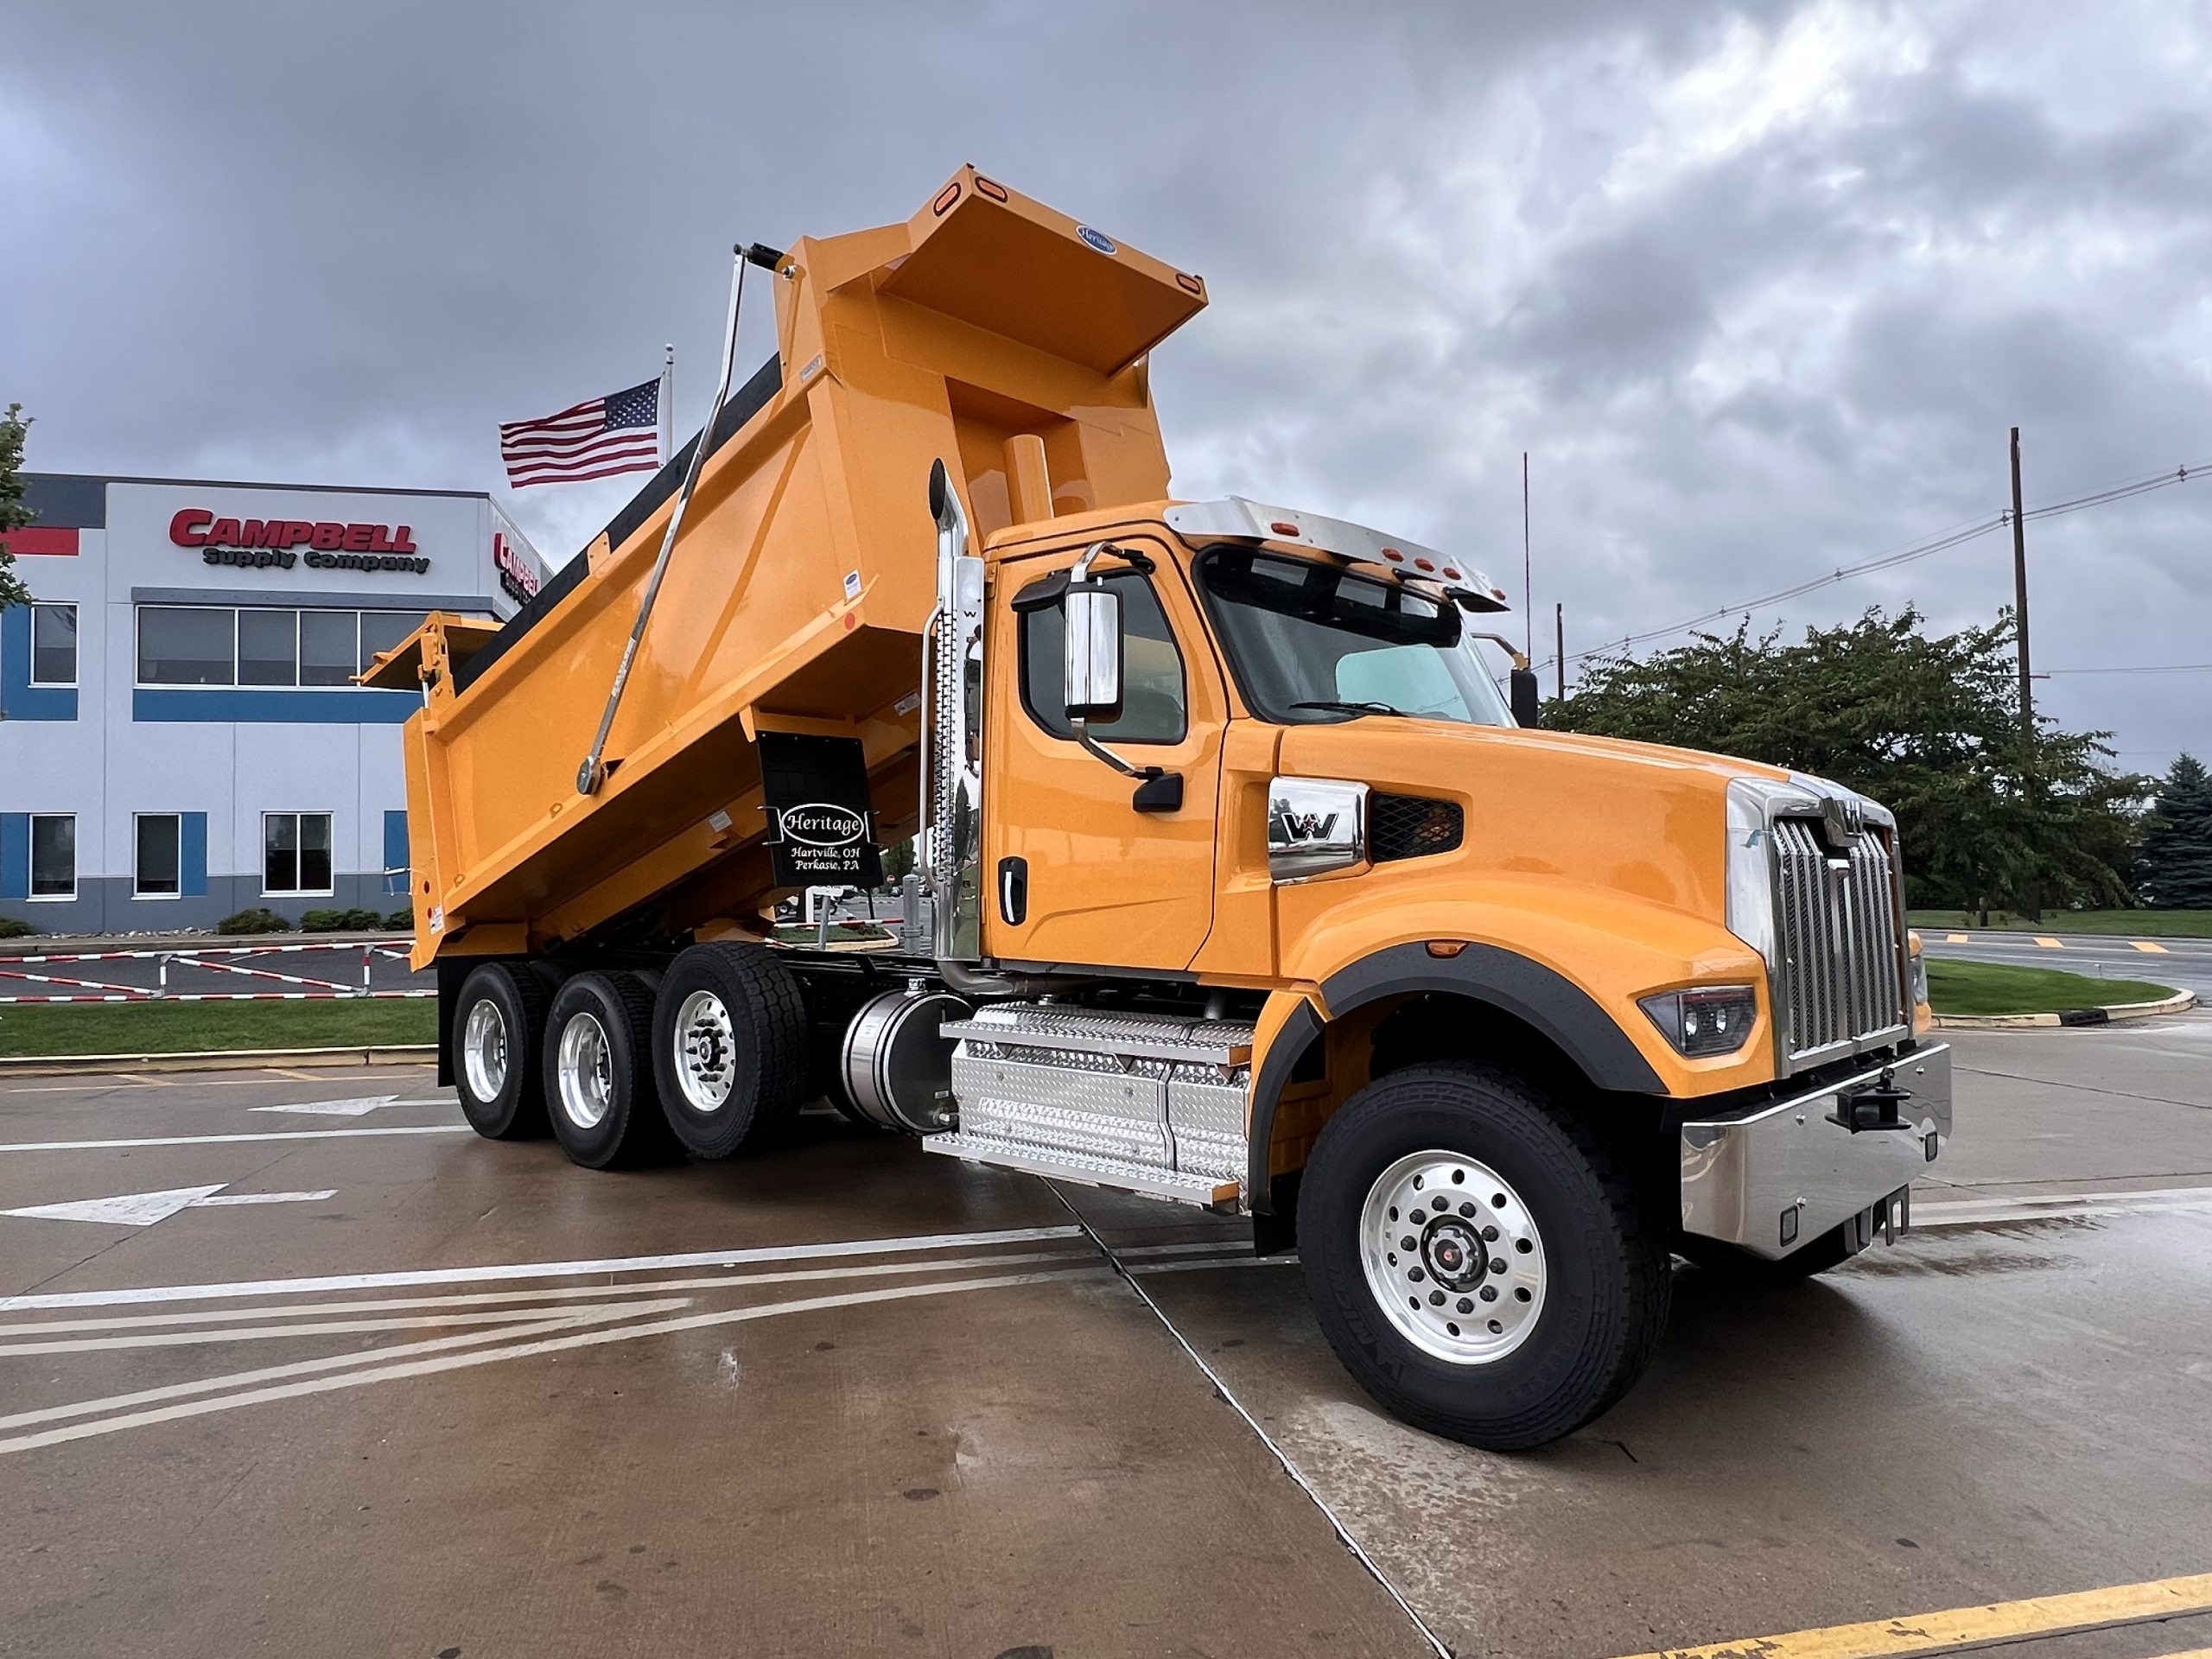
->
<box><xmin>499</xmin><ymin>377</ymin><xmax>662</xmax><ymax>488</ymax></box>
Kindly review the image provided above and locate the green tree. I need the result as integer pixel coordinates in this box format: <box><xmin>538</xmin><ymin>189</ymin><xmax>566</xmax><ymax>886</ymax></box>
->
<box><xmin>1548</xmin><ymin>606</ymin><xmax>2142</xmax><ymax>914</ymax></box>
<box><xmin>0</xmin><ymin>404</ymin><xmax>34</xmax><ymax>613</ymax></box>
<box><xmin>2137</xmin><ymin>753</ymin><xmax>2212</xmax><ymax>908</ymax></box>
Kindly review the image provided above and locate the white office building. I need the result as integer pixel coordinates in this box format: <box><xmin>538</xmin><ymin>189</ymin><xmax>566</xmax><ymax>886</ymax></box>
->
<box><xmin>0</xmin><ymin>473</ymin><xmax>550</xmax><ymax>934</ymax></box>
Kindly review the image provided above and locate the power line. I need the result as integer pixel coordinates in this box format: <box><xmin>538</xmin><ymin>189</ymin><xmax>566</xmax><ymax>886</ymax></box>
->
<box><xmin>2042</xmin><ymin>662</ymin><xmax>2212</xmax><ymax>676</ymax></box>
<box><xmin>1538</xmin><ymin>455</ymin><xmax>2209</xmax><ymax>673</ymax></box>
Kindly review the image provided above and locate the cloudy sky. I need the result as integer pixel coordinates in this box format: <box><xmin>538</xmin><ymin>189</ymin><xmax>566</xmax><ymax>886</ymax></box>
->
<box><xmin>6</xmin><ymin>0</ymin><xmax>2207</xmax><ymax>769</ymax></box>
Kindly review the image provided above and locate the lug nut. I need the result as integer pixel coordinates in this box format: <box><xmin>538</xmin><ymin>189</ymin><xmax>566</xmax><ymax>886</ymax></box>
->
<box><xmin>1490</xmin><ymin>1258</ymin><xmax>1507</xmax><ymax>1274</ymax></box>
<box><xmin>1481</xmin><ymin>1224</ymin><xmax>1498</xmax><ymax>1241</ymax></box>
<box><xmin>1428</xmin><ymin>1290</ymin><xmax>1446</xmax><ymax>1306</ymax></box>
<box><xmin>1408</xmin><ymin>1268</ymin><xmax>1424</xmax><ymax>1282</ymax></box>
<box><xmin>1479</xmin><ymin>1286</ymin><xmax>1497</xmax><ymax>1302</ymax></box>
<box><xmin>1456</xmin><ymin>1297</ymin><xmax>1473</xmax><ymax>1314</ymax></box>
<box><xmin>1458</xmin><ymin>1202</ymin><xmax>1476</xmax><ymax>1217</ymax></box>
<box><xmin>1401</xmin><ymin>1236</ymin><xmax>1417</xmax><ymax>1252</ymax></box>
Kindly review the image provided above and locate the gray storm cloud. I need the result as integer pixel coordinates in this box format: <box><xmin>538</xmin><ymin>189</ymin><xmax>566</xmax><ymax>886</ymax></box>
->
<box><xmin>3</xmin><ymin>0</ymin><xmax>2206</xmax><ymax>767</ymax></box>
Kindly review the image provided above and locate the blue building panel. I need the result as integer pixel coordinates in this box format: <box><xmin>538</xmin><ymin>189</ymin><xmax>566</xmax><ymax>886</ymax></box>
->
<box><xmin>132</xmin><ymin>688</ymin><xmax>420</xmax><ymax>725</ymax></box>
<box><xmin>181</xmin><ymin>811</ymin><xmax>208</xmax><ymax>897</ymax></box>
<box><xmin>0</xmin><ymin>814</ymin><xmax>26</xmax><ymax>901</ymax></box>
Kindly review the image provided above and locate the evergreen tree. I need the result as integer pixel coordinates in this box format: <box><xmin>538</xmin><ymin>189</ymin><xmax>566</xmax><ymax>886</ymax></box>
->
<box><xmin>2138</xmin><ymin>753</ymin><xmax>2212</xmax><ymax>908</ymax></box>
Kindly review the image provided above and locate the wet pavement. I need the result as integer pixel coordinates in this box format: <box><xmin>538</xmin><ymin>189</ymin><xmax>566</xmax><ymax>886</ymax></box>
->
<box><xmin>1</xmin><ymin>1017</ymin><xmax>2207</xmax><ymax>1658</ymax></box>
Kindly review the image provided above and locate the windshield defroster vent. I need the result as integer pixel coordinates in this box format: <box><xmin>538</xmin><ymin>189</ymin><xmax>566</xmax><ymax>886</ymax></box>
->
<box><xmin>1370</xmin><ymin>794</ymin><xmax>1464</xmax><ymax>863</ymax></box>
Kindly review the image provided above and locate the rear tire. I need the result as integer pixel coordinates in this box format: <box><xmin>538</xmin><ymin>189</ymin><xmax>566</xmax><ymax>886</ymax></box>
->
<box><xmin>650</xmin><ymin>943</ymin><xmax>809</xmax><ymax>1159</ymax></box>
<box><xmin>543</xmin><ymin>971</ymin><xmax>665</xmax><ymax>1169</ymax></box>
<box><xmin>450</xmin><ymin>963</ymin><xmax>550</xmax><ymax>1141</ymax></box>
<box><xmin>1299</xmin><ymin>1061</ymin><xmax>1671</xmax><ymax>1451</ymax></box>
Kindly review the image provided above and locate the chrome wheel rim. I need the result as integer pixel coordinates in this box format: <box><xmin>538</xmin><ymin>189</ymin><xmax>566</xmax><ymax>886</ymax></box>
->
<box><xmin>1359</xmin><ymin>1151</ymin><xmax>1547</xmax><ymax>1364</ymax></box>
<box><xmin>461</xmin><ymin>999</ymin><xmax>508</xmax><ymax>1103</ymax></box>
<box><xmin>555</xmin><ymin>1012</ymin><xmax>613</xmax><ymax>1130</ymax></box>
<box><xmin>673</xmin><ymin>989</ymin><xmax>736</xmax><ymax>1113</ymax></box>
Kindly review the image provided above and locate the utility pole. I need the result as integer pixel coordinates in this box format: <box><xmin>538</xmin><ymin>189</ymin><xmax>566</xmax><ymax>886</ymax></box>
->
<box><xmin>1554</xmin><ymin>602</ymin><xmax>1565</xmax><ymax>702</ymax></box>
<box><xmin>2010</xmin><ymin>425</ymin><xmax>2040</xmax><ymax>922</ymax></box>
<box><xmin>1522</xmin><ymin>452</ymin><xmax>1533</xmax><ymax>658</ymax></box>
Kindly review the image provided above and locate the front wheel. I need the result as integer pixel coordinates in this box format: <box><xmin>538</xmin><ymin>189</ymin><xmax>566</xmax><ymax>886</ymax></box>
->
<box><xmin>1300</xmin><ymin>1062</ymin><xmax>1671</xmax><ymax>1451</ymax></box>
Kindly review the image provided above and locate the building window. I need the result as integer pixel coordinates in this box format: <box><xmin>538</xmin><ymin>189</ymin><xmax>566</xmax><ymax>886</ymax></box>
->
<box><xmin>136</xmin><ymin>606</ymin><xmax>430</xmax><ymax>689</ymax></box>
<box><xmin>136</xmin><ymin>814</ymin><xmax>183</xmax><ymax>898</ymax></box>
<box><xmin>139</xmin><ymin>607</ymin><xmax>237</xmax><ymax>685</ymax></box>
<box><xmin>238</xmin><ymin>608</ymin><xmax>298</xmax><ymax>686</ymax></box>
<box><xmin>29</xmin><ymin>604</ymin><xmax>78</xmax><ymax>686</ymax></box>
<box><xmin>300</xmin><ymin>611</ymin><xmax>359</xmax><ymax>687</ymax></box>
<box><xmin>264</xmin><ymin>812</ymin><xmax>334</xmax><ymax>897</ymax></box>
<box><xmin>29</xmin><ymin>814</ymin><xmax>75</xmax><ymax>900</ymax></box>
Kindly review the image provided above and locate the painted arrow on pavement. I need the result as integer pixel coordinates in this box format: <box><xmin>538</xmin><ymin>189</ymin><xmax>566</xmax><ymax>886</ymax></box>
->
<box><xmin>2</xmin><ymin>1185</ymin><xmax>338</xmax><ymax>1227</ymax></box>
<box><xmin>248</xmin><ymin>1096</ymin><xmax>400</xmax><ymax>1118</ymax></box>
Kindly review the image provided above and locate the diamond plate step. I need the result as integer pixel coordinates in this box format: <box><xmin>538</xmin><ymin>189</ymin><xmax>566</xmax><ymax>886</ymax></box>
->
<box><xmin>923</xmin><ymin>1132</ymin><xmax>1241</xmax><ymax>1209</ymax></box>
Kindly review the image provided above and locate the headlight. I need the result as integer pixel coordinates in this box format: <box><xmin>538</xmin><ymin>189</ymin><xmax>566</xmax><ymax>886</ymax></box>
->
<box><xmin>1724</xmin><ymin>779</ymin><xmax>1776</xmax><ymax>964</ymax></box>
<box><xmin>1639</xmin><ymin>986</ymin><xmax>1759</xmax><ymax>1057</ymax></box>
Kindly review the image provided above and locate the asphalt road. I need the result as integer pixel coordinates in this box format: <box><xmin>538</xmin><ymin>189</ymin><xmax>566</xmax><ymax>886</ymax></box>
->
<box><xmin>2</xmin><ymin>1017</ymin><xmax>2209</xmax><ymax>1658</ymax></box>
<box><xmin>1921</xmin><ymin>930</ymin><xmax>2212</xmax><ymax>998</ymax></box>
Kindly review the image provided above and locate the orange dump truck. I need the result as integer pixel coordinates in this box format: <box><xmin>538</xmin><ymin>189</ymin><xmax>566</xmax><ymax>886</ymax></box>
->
<box><xmin>376</xmin><ymin>168</ymin><xmax>1949</xmax><ymax>1448</ymax></box>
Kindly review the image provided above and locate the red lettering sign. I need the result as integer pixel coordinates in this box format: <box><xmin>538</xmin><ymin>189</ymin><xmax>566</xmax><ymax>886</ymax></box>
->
<box><xmin>169</xmin><ymin>509</ymin><xmax>213</xmax><ymax>546</ymax></box>
<box><xmin>167</xmin><ymin>508</ymin><xmax>427</xmax><ymax>568</ymax></box>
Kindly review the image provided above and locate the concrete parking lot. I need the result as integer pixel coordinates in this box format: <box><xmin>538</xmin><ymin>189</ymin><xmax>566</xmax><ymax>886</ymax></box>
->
<box><xmin>3</xmin><ymin>1018</ymin><xmax>2209</xmax><ymax>1659</ymax></box>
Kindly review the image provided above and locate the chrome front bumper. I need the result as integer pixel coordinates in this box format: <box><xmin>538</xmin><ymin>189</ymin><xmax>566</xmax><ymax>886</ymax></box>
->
<box><xmin>1679</xmin><ymin>1043</ymin><xmax>1952</xmax><ymax>1260</ymax></box>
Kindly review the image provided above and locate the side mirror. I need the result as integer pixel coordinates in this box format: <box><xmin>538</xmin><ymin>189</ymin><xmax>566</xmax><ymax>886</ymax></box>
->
<box><xmin>1510</xmin><ymin>665</ymin><xmax>1541</xmax><ymax>728</ymax></box>
<box><xmin>1062</xmin><ymin>582</ymin><xmax>1124</xmax><ymax>724</ymax></box>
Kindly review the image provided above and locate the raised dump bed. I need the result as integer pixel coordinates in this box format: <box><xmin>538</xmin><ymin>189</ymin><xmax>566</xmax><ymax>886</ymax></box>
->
<box><xmin>369</xmin><ymin>166</ymin><xmax>1206</xmax><ymax>968</ymax></box>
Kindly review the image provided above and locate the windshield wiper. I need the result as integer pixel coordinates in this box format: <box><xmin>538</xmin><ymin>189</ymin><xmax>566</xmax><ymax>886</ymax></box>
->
<box><xmin>1289</xmin><ymin>698</ymin><xmax>1409</xmax><ymax>720</ymax></box>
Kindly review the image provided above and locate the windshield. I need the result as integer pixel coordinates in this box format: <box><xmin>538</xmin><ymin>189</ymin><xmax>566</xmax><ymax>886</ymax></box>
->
<box><xmin>1193</xmin><ymin>547</ymin><xmax>1514</xmax><ymax>728</ymax></box>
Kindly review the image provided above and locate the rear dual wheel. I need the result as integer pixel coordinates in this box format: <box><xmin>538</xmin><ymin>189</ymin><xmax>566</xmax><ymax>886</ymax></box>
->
<box><xmin>543</xmin><ymin>971</ymin><xmax>667</xmax><ymax>1169</ymax></box>
<box><xmin>651</xmin><ymin>943</ymin><xmax>810</xmax><ymax>1158</ymax></box>
<box><xmin>451</xmin><ymin>963</ymin><xmax>551</xmax><ymax>1140</ymax></box>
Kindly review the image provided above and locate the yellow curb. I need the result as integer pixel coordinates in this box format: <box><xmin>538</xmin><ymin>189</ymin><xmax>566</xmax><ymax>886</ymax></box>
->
<box><xmin>1934</xmin><ymin>989</ymin><xmax>2196</xmax><ymax>1030</ymax></box>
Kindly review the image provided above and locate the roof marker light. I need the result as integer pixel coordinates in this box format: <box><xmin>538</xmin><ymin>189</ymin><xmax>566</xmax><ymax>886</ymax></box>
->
<box><xmin>974</xmin><ymin>175</ymin><xmax>1008</xmax><ymax>202</ymax></box>
<box><xmin>1176</xmin><ymin>272</ymin><xmax>1205</xmax><ymax>296</ymax></box>
<box><xmin>1382</xmin><ymin>547</ymin><xmax>1402</xmax><ymax>561</ymax></box>
<box><xmin>1269</xmin><ymin>520</ymin><xmax>1300</xmax><ymax>537</ymax></box>
<box><xmin>932</xmin><ymin>181</ymin><xmax>963</xmax><ymax>215</ymax></box>
<box><xmin>1442</xmin><ymin>567</ymin><xmax>1461</xmax><ymax>580</ymax></box>
<box><xmin>1414</xmin><ymin>556</ymin><xmax>1435</xmax><ymax>572</ymax></box>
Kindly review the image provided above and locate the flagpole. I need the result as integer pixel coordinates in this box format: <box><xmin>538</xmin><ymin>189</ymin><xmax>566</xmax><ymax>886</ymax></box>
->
<box><xmin>660</xmin><ymin>344</ymin><xmax>674</xmax><ymax>466</ymax></box>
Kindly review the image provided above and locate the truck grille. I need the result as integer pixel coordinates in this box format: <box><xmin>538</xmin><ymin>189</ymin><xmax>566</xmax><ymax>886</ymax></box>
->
<box><xmin>1770</xmin><ymin>818</ymin><xmax>1907</xmax><ymax>1062</ymax></box>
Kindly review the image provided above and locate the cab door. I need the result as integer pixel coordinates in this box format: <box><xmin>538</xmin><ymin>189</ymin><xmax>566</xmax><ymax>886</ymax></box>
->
<box><xmin>982</xmin><ymin>539</ymin><xmax>1224</xmax><ymax>971</ymax></box>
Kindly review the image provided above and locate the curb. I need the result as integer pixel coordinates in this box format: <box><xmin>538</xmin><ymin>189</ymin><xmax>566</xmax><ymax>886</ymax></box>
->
<box><xmin>0</xmin><ymin>1044</ymin><xmax>438</xmax><ymax>1077</ymax></box>
<box><xmin>1934</xmin><ymin>989</ymin><xmax>2197</xmax><ymax>1030</ymax></box>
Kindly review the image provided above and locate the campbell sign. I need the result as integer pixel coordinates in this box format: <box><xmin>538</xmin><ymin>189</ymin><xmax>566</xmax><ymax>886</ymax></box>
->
<box><xmin>168</xmin><ymin>508</ymin><xmax>431</xmax><ymax>575</ymax></box>
<box><xmin>493</xmin><ymin>532</ymin><xmax>540</xmax><ymax>603</ymax></box>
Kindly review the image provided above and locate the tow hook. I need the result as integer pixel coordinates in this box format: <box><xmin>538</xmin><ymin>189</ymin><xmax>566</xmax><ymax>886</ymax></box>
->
<box><xmin>1829</xmin><ymin>1067</ymin><xmax>1917</xmax><ymax>1134</ymax></box>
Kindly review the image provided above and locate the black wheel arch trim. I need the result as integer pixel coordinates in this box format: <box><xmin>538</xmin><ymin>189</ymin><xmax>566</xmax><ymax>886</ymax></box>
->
<box><xmin>1245</xmin><ymin>942</ymin><xmax>1666</xmax><ymax>1213</ymax></box>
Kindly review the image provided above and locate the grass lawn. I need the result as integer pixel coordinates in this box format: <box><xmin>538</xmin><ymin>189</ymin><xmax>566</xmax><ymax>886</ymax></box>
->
<box><xmin>1926</xmin><ymin>958</ymin><xmax>2177</xmax><ymax>1016</ymax></box>
<box><xmin>0</xmin><ymin>999</ymin><xmax>435</xmax><ymax>1058</ymax></box>
<box><xmin>1909</xmin><ymin>908</ymin><xmax>2212</xmax><ymax>938</ymax></box>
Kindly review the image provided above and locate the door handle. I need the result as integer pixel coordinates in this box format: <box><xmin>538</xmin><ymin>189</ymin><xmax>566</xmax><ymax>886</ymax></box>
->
<box><xmin>998</xmin><ymin>855</ymin><xmax>1027</xmax><ymax>925</ymax></box>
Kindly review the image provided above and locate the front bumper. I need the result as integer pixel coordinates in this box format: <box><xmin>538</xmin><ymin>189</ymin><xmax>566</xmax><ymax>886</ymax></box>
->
<box><xmin>1679</xmin><ymin>1042</ymin><xmax>1952</xmax><ymax>1260</ymax></box>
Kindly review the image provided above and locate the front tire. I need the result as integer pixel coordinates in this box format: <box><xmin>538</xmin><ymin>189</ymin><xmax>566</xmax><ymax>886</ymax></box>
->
<box><xmin>650</xmin><ymin>943</ymin><xmax>809</xmax><ymax>1159</ymax></box>
<box><xmin>543</xmin><ymin>971</ymin><xmax>665</xmax><ymax>1169</ymax></box>
<box><xmin>450</xmin><ymin>963</ymin><xmax>550</xmax><ymax>1141</ymax></box>
<box><xmin>1300</xmin><ymin>1062</ymin><xmax>1671</xmax><ymax>1451</ymax></box>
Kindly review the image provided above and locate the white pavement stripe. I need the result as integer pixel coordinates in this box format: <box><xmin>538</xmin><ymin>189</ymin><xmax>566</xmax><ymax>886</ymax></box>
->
<box><xmin>0</xmin><ymin>1304</ymin><xmax>645</xmax><ymax>1356</ymax></box>
<box><xmin>248</xmin><ymin>1096</ymin><xmax>399</xmax><ymax>1117</ymax></box>
<box><xmin>0</xmin><ymin>1224</ymin><xmax>1090</xmax><ymax>1312</ymax></box>
<box><xmin>1917</xmin><ymin>1196</ymin><xmax>2212</xmax><ymax>1229</ymax></box>
<box><xmin>0</xmin><ymin>1248</ymin><xmax>1098</xmax><ymax>1336</ymax></box>
<box><xmin>1127</xmin><ymin>1254</ymin><xmax>1301</xmax><ymax>1274</ymax></box>
<box><xmin>1916</xmin><ymin>1184</ymin><xmax>2212</xmax><ymax>1217</ymax></box>
<box><xmin>0</xmin><ymin>1270</ymin><xmax>1105</xmax><ymax>1456</ymax></box>
<box><xmin>1112</xmin><ymin>1240</ymin><xmax>1256</xmax><ymax>1258</ymax></box>
<box><xmin>0</xmin><ymin>1303</ymin><xmax>668</xmax><ymax>1434</ymax></box>
<box><xmin>0</xmin><ymin>1126</ymin><xmax>470</xmax><ymax>1154</ymax></box>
